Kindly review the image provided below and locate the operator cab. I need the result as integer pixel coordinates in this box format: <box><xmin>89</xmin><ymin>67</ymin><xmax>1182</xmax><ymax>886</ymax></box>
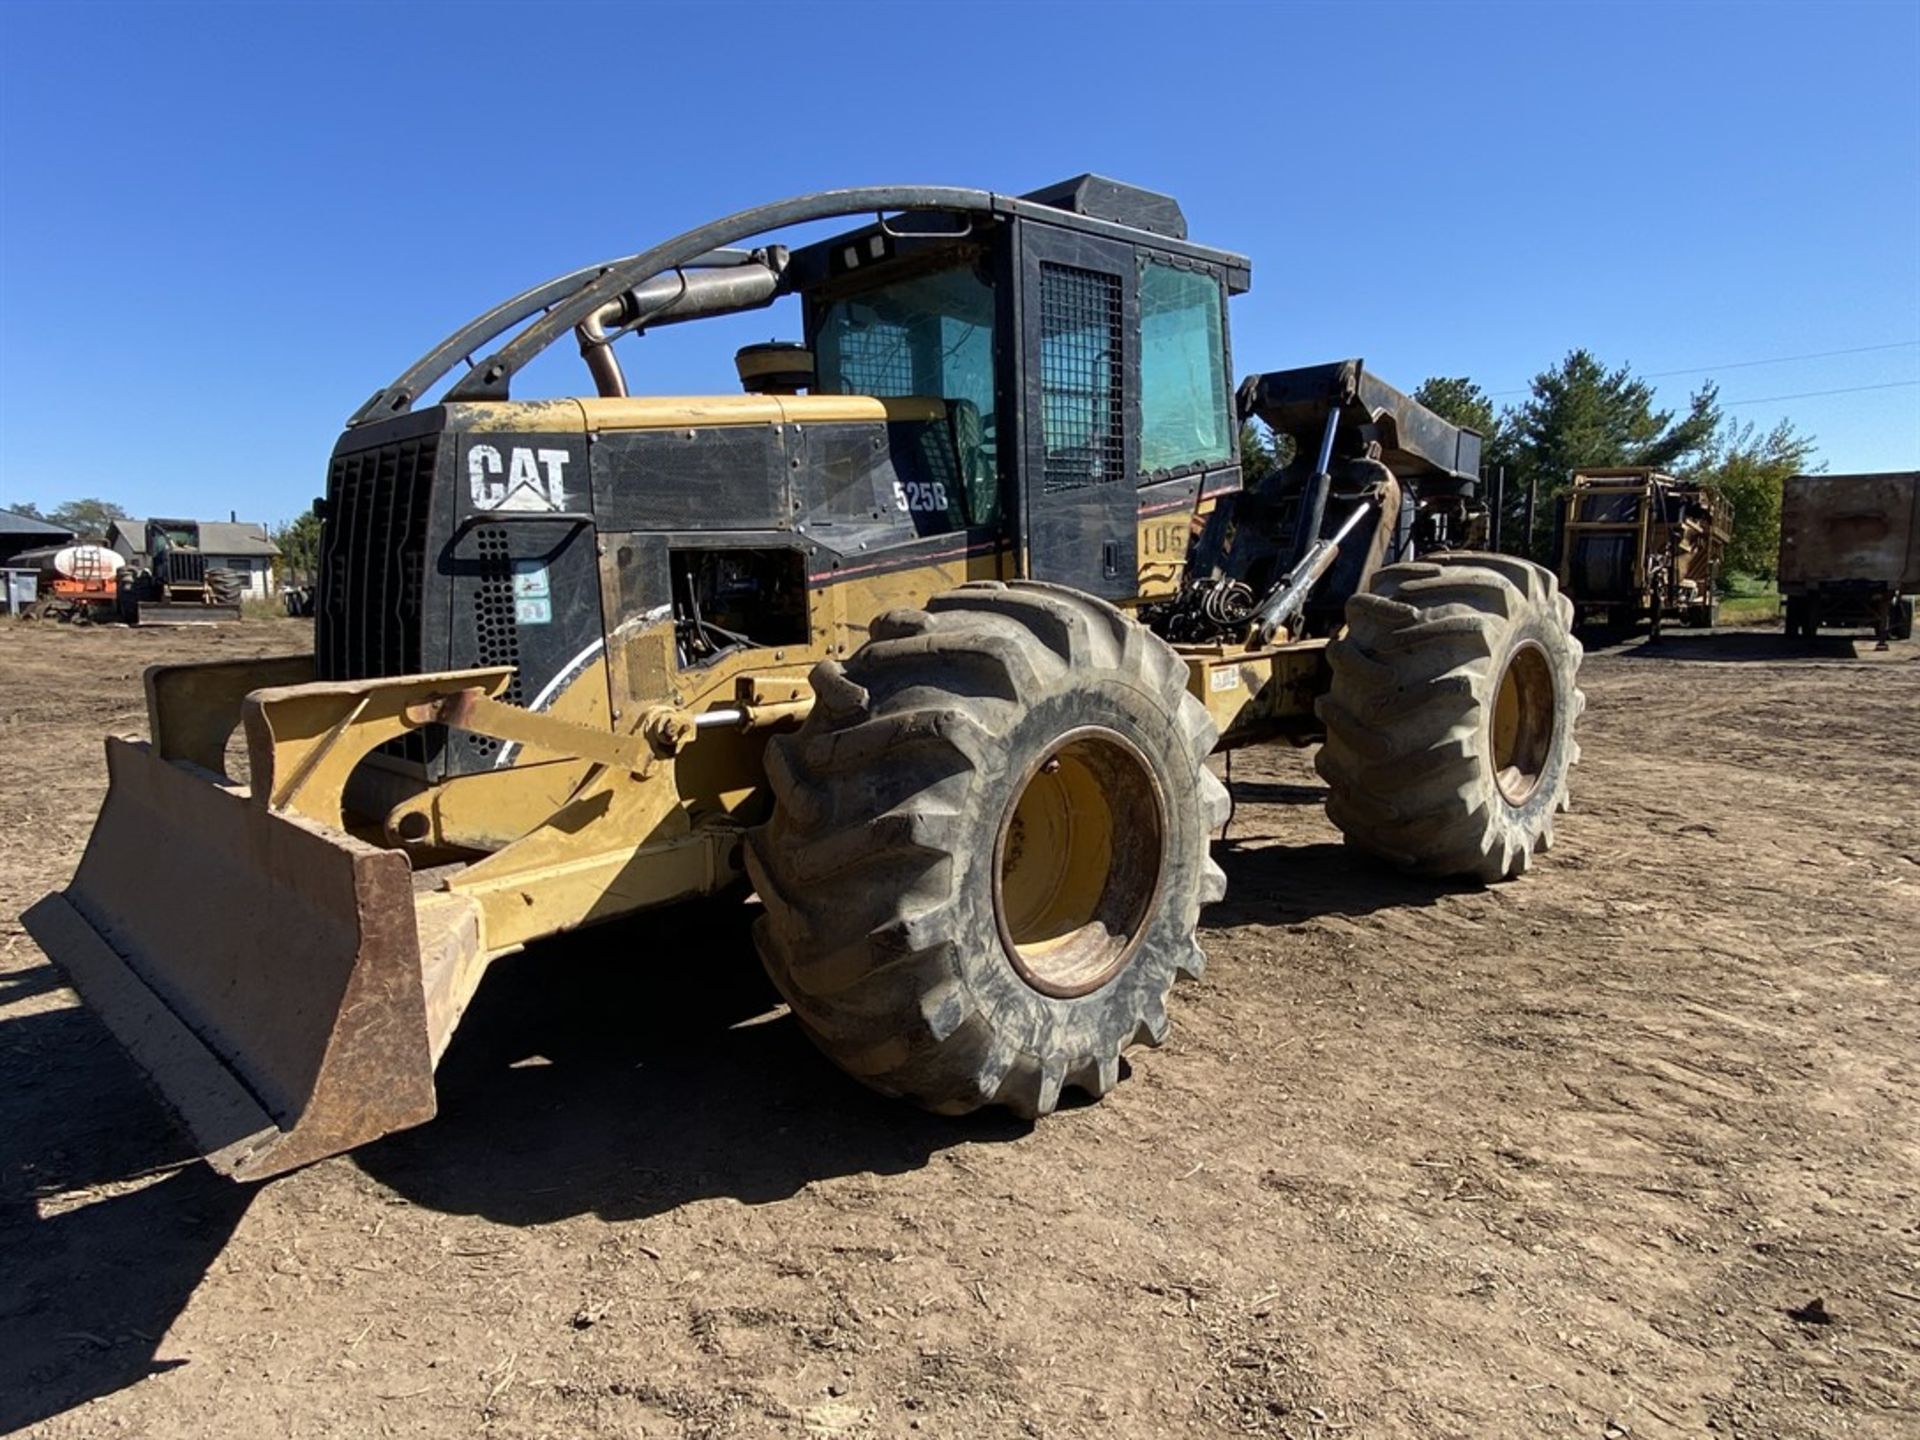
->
<box><xmin>768</xmin><ymin>179</ymin><xmax>1249</xmax><ymax>598</ymax></box>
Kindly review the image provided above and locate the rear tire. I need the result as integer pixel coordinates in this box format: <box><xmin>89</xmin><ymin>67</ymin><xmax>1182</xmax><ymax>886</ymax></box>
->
<box><xmin>748</xmin><ymin>582</ymin><xmax>1227</xmax><ymax>1119</ymax></box>
<box><xmin>1892</xmin><ymin>596</ymin><xmax>1914</xmax><ymax>642</ymax></box>
<box><xmin>1315</xmin><ymin>553</ymin><xmax>1584</xmax><ymax>883</ymax></box>
<box><xmin>207</xmin><ymin>567</ymin><xmax>245</xmax><ymax>605</ymax></box>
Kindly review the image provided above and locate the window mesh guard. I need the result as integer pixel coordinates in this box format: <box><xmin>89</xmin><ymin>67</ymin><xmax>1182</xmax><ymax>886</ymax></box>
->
<box><xmin>1039</xmin><ymin>262</ymin><xmax>1124</xmax><ymax>494</ymax></box>
<box><xmin>832</xmin><ymin>318</ymin><xmax>915</xmax><ymax>395</ymax></box>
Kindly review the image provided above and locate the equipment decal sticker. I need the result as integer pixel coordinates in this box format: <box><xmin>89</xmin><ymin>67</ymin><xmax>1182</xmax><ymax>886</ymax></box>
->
<box><xmin>513</xmin><ymin>561</ymin><xmax>552</xmax><ymax>624</ymax></box>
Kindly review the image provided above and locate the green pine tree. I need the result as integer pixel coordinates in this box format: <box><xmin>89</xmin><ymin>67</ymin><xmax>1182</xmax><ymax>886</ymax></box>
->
<box><xmin>1505</xmin><ymin>351</ymin><xmax>1721</xmax><ymax>559</ymax></box>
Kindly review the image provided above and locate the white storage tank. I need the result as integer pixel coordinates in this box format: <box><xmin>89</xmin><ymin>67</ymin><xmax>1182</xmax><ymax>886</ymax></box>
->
<box><xmin>30</xmin><ymin>544</ymin><xmax>128</xmax><ymax>580</ymax></box>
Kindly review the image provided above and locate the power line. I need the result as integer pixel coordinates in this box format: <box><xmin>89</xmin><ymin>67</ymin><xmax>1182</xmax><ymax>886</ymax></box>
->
<box><xmin>1488</xmin><ymin>339</ymin><xmax>1920</xmax><ymax>397</ymax></box>
<box><xmin>1641</xmin><ymin>340</ymin><xmax>1918</xmax><ymax>380</ymax></box>
<box><xmin>1721</xmin><ymin>378</ymin><xmax>1919</xmax><ymax>407</ymax></box>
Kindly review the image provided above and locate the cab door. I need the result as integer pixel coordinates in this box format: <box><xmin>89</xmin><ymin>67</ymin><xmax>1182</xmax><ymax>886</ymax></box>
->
<box><xmin>1016</xmin><ymin>225</ymin><xmax>1140</xmax><ymax>600</ymax></box>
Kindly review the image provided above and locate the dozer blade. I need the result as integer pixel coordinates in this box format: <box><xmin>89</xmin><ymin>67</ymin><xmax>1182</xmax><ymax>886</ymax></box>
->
<box><xmin>135</xmin><ymin>600</ymin><xmax>243</xmax><ymax>625</ymax></box>
<box><xmin>24</xmin><ymin>737</ymin><xmax>484</xmax><ymax>1181</ymax></box>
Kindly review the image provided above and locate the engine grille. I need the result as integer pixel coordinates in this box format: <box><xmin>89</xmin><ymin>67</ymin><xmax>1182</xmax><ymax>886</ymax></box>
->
<box><xmin>316</xmin><ymin>436</ymin><xmax>436</xmax><ymax>683</ymax></box>
<box><xmin>158</xmin><ymin>550</ymin><xmax>207</xmax><ymax>585</ymax></box>
<box><xmin>460</xmin><ymin>524</ymin><xmax>525</xmax><ymax>761</ymax></box>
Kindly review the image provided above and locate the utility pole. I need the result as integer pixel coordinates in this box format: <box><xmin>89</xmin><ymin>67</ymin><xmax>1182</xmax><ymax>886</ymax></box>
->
<box><xmin>1524</xmin><ymin>473</ymin><xmax>1539</xmax><ymax>562</ymax></box>
<box><xmin>1491</xmin><ymin>465</ymin><xmax>1505</xmax><ymax>552</ymax></box>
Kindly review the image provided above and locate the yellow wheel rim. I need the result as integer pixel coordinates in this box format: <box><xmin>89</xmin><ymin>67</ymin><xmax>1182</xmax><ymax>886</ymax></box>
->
<box><xmin>1490</xmin><ymin>640</ymin><xmax>1556</xmax><ymax>806</ymax></box>
<box><xmin>994</xmin><ymin>727</ymin><xmax>1167</xmax><ymax>997</ymax></box>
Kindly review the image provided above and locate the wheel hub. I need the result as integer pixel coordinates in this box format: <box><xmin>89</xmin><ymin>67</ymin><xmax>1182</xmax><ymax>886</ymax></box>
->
<box><xmin>1490</xmin><ymin>640</ymin><xmax>1556</xmax><ymax>806</ymax></box>
<box><xmin>993</xmin><ymin>727</ymin><xmax>1167</xmax><ymax>998</ymax></box>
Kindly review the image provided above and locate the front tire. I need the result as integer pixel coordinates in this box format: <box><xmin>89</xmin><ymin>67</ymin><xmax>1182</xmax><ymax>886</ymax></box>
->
<box><xmin>747</xmin><ymin>582</ymin><xmax>1227</xmax><ymax>1118</ymax></box>
<box><xmin>1315</xmin><ymin>554</ymin><xmax>1585</xmax><ymax>882</ymax></box>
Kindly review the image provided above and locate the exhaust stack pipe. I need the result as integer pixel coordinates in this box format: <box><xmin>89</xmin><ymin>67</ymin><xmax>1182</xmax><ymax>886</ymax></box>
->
<box><xmin>577</xmin><ymin>248</ymin><xmax>788</xmax><ymax>398</ymax></box>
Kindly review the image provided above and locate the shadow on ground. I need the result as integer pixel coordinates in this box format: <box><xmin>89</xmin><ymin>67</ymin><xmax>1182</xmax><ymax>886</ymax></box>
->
<box><xmin>0</xmin><ymin>969</ymin><xmax>253</xmax><ymax>1433</ymax></box>
<box><xmin>359</xmin><ymin>851</ymin><xmax>1460</xmax><ymax>1228</ymax></box>
<box><xmin>1206</xmin><ymin>839</ymin><xmax>1469</xmax><ymax>928</ymax></box>
<box><xmin>0</xmin><ymin>896</ymin><xmax>1028</xmax><ymax>1428</ymax></box>
<box><xmin>0</xmin><ymin>839</ymin><xmax>1459</xmax><ymax>1424</ymax></box>
<box><xmin>1611</xmin><ymin>629</ymin><xmax>1870</xmax><ymax>663</ymax></box>
<box><xmin>354</xmin><ymin>896</ymin><xmax>1027</xmax><ymax>1226</ymax></box>
<box><xmin>1220</xmin><ymin>778</ymin><xmax>1326</xmax><ymax>808</ymax></box>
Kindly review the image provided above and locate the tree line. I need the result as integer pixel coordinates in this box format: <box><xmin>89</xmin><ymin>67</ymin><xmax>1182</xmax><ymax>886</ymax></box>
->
<box><xmin>5</xmin><ymin>497</ymin><xmax>130</xmax><ymax>543</ymax></box>
<box><xmin>1414</xmin><ymin>351</ymin><xmax>1814</xmax><ymax>579</ymax></box>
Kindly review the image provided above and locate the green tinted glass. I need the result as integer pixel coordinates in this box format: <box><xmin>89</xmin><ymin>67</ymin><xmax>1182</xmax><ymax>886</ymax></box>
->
<box><xmin>1139</xmin><ymin>262</ymin><xmax>1230</xmax><ymax>476</ymax></box>
<box><xmin>815</xmin><ymin>263</ymin><xmax>998</xmax><ymax>524</ymax></box>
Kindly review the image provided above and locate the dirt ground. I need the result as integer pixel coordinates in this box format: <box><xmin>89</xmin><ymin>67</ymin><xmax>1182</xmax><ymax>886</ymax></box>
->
<box><xmin>1</xmin><ymin>616</ymin><xmax>1915</xmax><ymax>1439</ymax></box>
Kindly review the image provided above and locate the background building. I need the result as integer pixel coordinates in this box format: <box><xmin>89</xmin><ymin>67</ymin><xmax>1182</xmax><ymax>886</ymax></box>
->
<box><xmin>106</xmin><ymin>518</ymin><xmax>282</xmax><ymax>597</ymax></box>
<box><xmin>0</xmin><ymin>509</ymin><xmax>77</xmax><ymax>565</ymax></box>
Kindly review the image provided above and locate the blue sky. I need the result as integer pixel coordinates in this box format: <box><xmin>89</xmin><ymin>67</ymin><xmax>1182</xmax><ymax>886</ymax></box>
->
<box><xmin>1</xmin><ymin>0</ymin><xmax>1915</xmax><ymax>525</ymax></box>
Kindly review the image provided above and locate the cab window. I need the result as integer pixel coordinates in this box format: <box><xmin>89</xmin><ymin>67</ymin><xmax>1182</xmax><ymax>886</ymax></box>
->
<box><xmin>813</xmin><ymin>260</ymin><xmax>998</xmax><ymax>525</ymax></box>
<box><xmin>1139</xmin><ymin>261</ymin><xmax>1231</xmax><ymax>476</ymax></box>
